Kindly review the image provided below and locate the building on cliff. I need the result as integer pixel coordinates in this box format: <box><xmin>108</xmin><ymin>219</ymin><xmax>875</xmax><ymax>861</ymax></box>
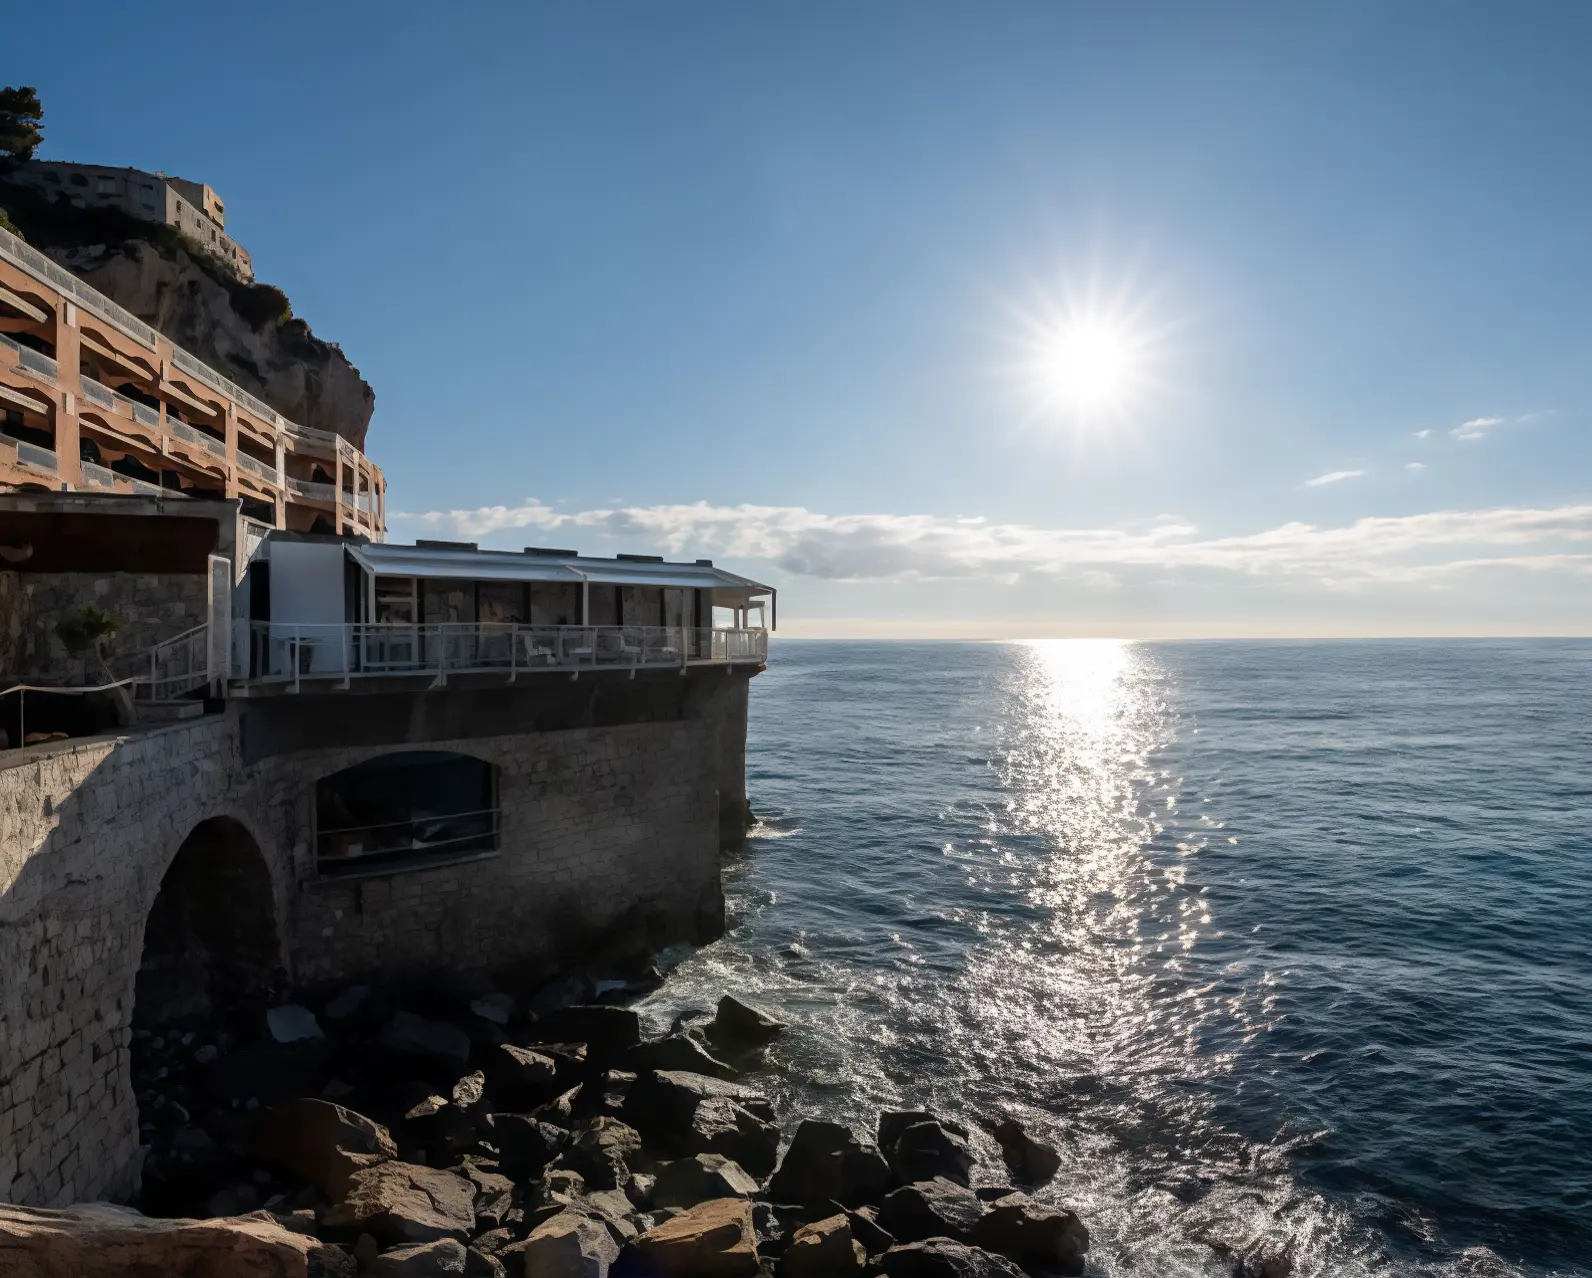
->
<box><xmin>0</xmin><ymin>224</ymin><xmax>383</xmax><ymax>535</ymax></box>
<box><xmin>4</xmin><ymin>163</ymin><xmax>253</xmax><ymax>282</ymax></box>
<box><xmin>0</xmin><ymin>489</ymin><xmax>774</xmax><ymax>1208</ymax></box>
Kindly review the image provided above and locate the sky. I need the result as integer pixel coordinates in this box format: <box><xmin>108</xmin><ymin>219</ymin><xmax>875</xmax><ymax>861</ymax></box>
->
<box><xmin>10</xmin><ymin>2</ymin><xmax>1592</xmax><ymax>636</ymax></box>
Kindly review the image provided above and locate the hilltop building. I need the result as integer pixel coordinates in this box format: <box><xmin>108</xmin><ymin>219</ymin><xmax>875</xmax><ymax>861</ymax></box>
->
<box><xmin>4</xmin><ymin>162</ymin><xmax>253</xmax><ymax>281</ymax></box>
<box><xmin>0</xmin><ymin>224</ymin><xmax>383</xmax><ymax>535</ymax></box>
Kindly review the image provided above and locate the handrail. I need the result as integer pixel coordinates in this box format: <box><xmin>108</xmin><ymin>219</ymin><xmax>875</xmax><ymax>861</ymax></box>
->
<box><xmin>0</xmin><ymin>676</ymin><xmax>140</xmax><ymax>750</ymax></box>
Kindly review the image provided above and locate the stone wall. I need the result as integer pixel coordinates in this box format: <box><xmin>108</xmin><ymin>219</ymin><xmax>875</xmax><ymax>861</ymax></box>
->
<box><xmin>0</xmin><ymin>571</ymin><xmax>210</xmax><ymax>683</ymax></box>
<box><xmin>0</xmin><ymin>702</ymin><xmax>730</xmax><ymax>1208</ymax></box>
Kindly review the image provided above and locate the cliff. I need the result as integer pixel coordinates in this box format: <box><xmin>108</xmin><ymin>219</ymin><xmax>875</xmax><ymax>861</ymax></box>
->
<box><xmin>0</xmin><ymin>175</ymin><xmax>374</xmax><ymax>450</ymax></box>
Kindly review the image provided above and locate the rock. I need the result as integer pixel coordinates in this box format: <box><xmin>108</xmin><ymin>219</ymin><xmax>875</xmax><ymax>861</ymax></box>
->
<box><xmin>580</xmin><ymin>1189</ymin><xmax>642</xmax><ymax>1242</ymax></box>
<box><xmin>465</xmin><ymin>1247</ymin><xmax>505</xmax><ymax>1277</ymax></box>
<box><xmin>528</xmin><ymin>973</ymin><xmax>593</xmax><ymax>1017</ymax></box>
<box><xmin>534</xmin><ymin>1087</ymin><xmax>583</xmax><ymax>1129</ymax></box>
<box><xmin>766</xmin><ymin>1121</ymin><xmax>891</xmax><ymax>1210</ymax></box>
<box><xmin>382</xmin><ymin>1013</ymin><xmax>472</xmax><ymax>1066</ymax></box>
<box><xmin>781</xmin><ymin>1212</ymin><xmax>866</xmax><ymax>1276</ymax></box>
<box><xmin>321</xmin><ymin>1162</ymin><xmax>475</xmax><ymax>1246</ymax></box>
<box><xmin>652</xmin><ymin>1155</ymin><xmax>761</xmax><ymax>1209</ymax></box>
<box><xmin>459</xmin><ymin>1163</ymin><xmax>516</xmax><ymax>1232</ymax></box>
<box><xmin>256</xmin><ymin>1097</ymin><xmax>398</xmax><ymax>1199</ymax></box>
<box><xmin>402</xmin><ymin>1097</ymin><xmax>481</xmax><ymax>1163</ymax></box>
<box><xmin>566</xmin><ymin>1117</ymin><xmax>645</xmax><ymax>1190</ymax></box>
<box><xmin>885</xmin><ymin>1121</ymin><xmax>974</xmax><ymax>1188</ymax></box>
<box><xmin>990</xmin><ymin>1121</ymin><xmax>1060</xmax><ymax>1186</ymax></box>
<box><xmin>470</xmin><ymin>993</ymin><xmax>516</xmax><ymax>1026</ymax></box>
<box><xmin>206</xmin><ymin>1040</ymin><xmax>329</xmax><ymax>1110</ymax></box>
<box><xmin>528</xmin><ymin>1007</ymin><xmax>641</xmax><ymax>1064</ymax></box>
<box><xmin>0</xmin><ymin>1202</ymin><xmax>354</xmax><ymax>1277</ymax></box>
<box><xmin>575</xmin><ymin>1071</ymin><xmax>635</xmax><ymax>1120</ymax></box>
<box><xmin>620</xmin><ymin>1035</ymin><xmax>738</xmax><ymax>1081</ymax></box>
<box><xmin>368</xmin><ymin>1238</ymin><xmax>469</xmax><ymax>1276</ymax></box>
<box><xmin>845</xmin><ymin>1205</ymin><xmax>896</xmax><ymax>1257</ymax></box>
<box><xmin>520</xmin><ymin>1208</ymin><xmax>620</xmax><ymax>1277</ymax></box>
<box><xmin>968</xmin><ymin>1193</ymin><xmax>1089</xmax><ymax>1277</ymax></box>
<box><xmin>325</xmin><ymin>984</ymin><xmax>375</xmax><ymax>1020</ymax></box>
<box><xmin>625</xmin><ymin>1174</ymin><xmax>656</xmax><ymax>1210</ymax></box>
<box><xmin>622</xmin><ymin>1197</ymin><xmax>759</xmax><ymax>1277</ymax></box>
<box><xmin>688</xmin><ymin>1097</ymin><xmax>780</xmax><ymax>1178</ymax></box>
<box><xmin>355</xmin><ymin>1233</ymin><xmax>382</xmax><ymax>1267</ymax></box>
<box><xmin>878</xmin><ymin>1239</ymin><xmax>1027</xmax><ymax>1278</ymax></box>
<box><xmin>499</xmin><ymin>1044</ymin><xmax>558</xmax><ymax>1087</ymax></box>
<box><xmin>624</xmin><ymin>1072</ymin><xmax>774</xmax><ymax>1157</ymax></box>
<box><xmin>706</xmin><ymin>996</ymin><xmax>787</xmax><ymax>1055</ymax></box>
<box><xmin>267</xmin><ymin>1005</ymin><xmax>325</xmax><ymax>1044</ymax></box>
<box><xmin>878</xmin><ymin>1112</ymin><xmax>970</xmax><ymax>1151</ymax></box>
<box><xmin>487</xmin><ymin>1113</ymin><xmax>565</xmax><ymax>1178</ymax></box>
<box><xmin>452</xmin><ymin>1072</ymin><xmax>489</xmax><ymax>1113</ymax></box>
<box><xmin>1234</xmin><ymin>1253</ymin><xmax>1293</xmax><ymax>1278</ymax></box>
<box><xmin>879</xmin><ymin>1178</ymin><xmax>986</xmax><ymax>1244</ymax></box>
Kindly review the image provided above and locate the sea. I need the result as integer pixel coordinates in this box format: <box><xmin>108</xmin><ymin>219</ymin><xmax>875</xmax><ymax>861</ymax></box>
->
<box><xmin>638</xmin><ymin>639</ymin><xmax>1592</xmax><ymax>1277</ymax></box>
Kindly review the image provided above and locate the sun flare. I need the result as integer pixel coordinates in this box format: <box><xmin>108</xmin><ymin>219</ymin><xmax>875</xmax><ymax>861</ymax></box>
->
<box><xmin>1041</xmin><ymin>320</ymin><xmax>1139</xmax><ymax>413</ymax></box>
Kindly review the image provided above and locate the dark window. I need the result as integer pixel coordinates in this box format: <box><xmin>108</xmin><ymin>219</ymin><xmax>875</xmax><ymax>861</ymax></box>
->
<box><xmin>69</xmin><ymin>173</ymin><xmax>87</xmax><ymax>187</ymax></box>
<box><xmin>315</xmin><ymin>752</ymin><xmax>499</xmax><ymax>876</ymax></box>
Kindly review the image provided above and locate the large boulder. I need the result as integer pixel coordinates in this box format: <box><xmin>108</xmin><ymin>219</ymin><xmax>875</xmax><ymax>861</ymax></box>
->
<box><xmin>527</xmin><ymin>1007</ymin><xmax>641</xmax><ymax>1064</ymax></box>
<box><xmin>519</xmin><ymin>1209</ymin><xmax>620</xmax><ymax>1278</ymax></box>
<box><xmin>621</xmin><ymin>1198</ymin><xmax>759</xmax><ymax>1277</ymax></box>
<box><xmin>877</xmin><ymin>1112</ymin><xmax>967</xmax><ymax>1152</ymax></box>
<box><xmin>688</xmin><ymin>1097</ymin><xmax>780</xmax><ymax>1178</ymax></box>
<box><xmin>366</xmin><ymin>1238</ymin><xmax>468</xmax><ymax>1276</ymax></box>
<box><xmin>879</xmin><ymin>1239</ymin><xmax>1027</xmax><ymax>1277</ymax></box>
<box><xmin>651</xmin><ymin>1155</ymin><xmax>760</xmax><ymax>1209</ymax></box>
<box><xmin>705</xmin><ymin>995</ymin><xmax>786</xmax><ymax>1056</ymax></box>
<box><xmin>990</xmin><ymin>1121</ymin><xmax>1060</xmax><ymax>1186</ymax></box>
<box><xmin>969</xmin><ymin>1193</ymin><xmax>1089</xmax><ymax>1277</ymax></box>
<box><xmin>321</xmin><ymin>1162</ymin><xmax>475</xmax><ymax>1246</ymax></box>
<box><xmin>490</xmin><ymin>1045</ymin><xmax>559</xmax><ymax>1107</ymax></box>
<box><xmin>619</xmin><ymin>1035</ymin><xmax>737</xmax><ymax>1081</ymax></box>
<box><xmin>487</xmin><ymin>1113</ymin><xmax>565</xmax><ymax>1178</ymax></box>
<box><xmin>256</xmin><ymin>1097</ymin><xmax>398</xmax><ymax>1198</ymax></box>
<box><xmin>766</xmin><ymin>1121</ymin><xmax>891</xmax><ymax>1209</ymax></box>
<box><xmin>381</xmin><ymin>1014</ymin><xmax>472</xmax><ymax>1067</ymax></box>
<box><xmin>885</xmin><ymin>1121</ymin><xmax>974</xmax><ymax>1188</ymax></box>
<box><xmin>0</xmin><ymin>1203</ymin><xmax>353</xmax><ymax>1278</ymax></box>
<box><xmin>781</xmin><ymin>1212</ymin><xmax>866</xmax><ymax>1277</ymax></box>
<box><xmin>565</xmin><ymin>1117</ymin><xmax>644</xmax><ymax>1190</ymax></box>
<box><xmin>878</xmin><ymin>1178</ymin><xmax>986</xmax><ymax>1244</ymax></box>
<box><xmin>622</xmin><ymin>1071</ymin><xmax>772</xmax><ymax>1156</ymax></box>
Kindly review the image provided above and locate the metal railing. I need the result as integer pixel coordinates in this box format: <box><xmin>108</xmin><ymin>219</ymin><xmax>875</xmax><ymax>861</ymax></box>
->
<box><xmin>16</xmin><ymin>441</ymin><xmax>57</xmax><ymax>473</ymax></box>
<box><xmin>108</xmin><ymin>623</ymin><xmax>212</xmax><ymax>701</ymax></box>
<box><xmin>234</xmin><ymin>622</ymin><xmax>768</xmax><ymax>687</ymax></box>
<box><xmin>0</xmin><ymin>225</ymin><xmax>161</xmax><ymax>349</ymax></box>
<box><xmin>236</xmin><ymin>451</ymin><xmax>279</xmax><ymax>484</ymax></box>
<box><xmin>129</xmin><ymin>398</ymin><xmax>160</xmax><ymax>430</ymax></box>
<box><xmin>80</xmin><ymin>375</ymin><xmax>116</xmax><ymax>409</ymax></box>
<box><xmin>80</xmin><ymin>460</ymin><xmax>118</xmax><ymax>488</ymax></box>
<box><xmin>1</xmin><ymin>331</ymin><xmax>59</xmax><ymax>382</ymax></box>
<box><xmin>169</xmin><ymin>418</ymin><xmax>227</xmax><ymax>459</ymax></box>
<box><xmin>288</xmin><ymin>477</ymin><xmax>337</xmax><ymax>502</ymax></box>
<box><xmin>170</xmin><ymin>347</ymin><xmax>283</xmax><ymax>431</ymax></box>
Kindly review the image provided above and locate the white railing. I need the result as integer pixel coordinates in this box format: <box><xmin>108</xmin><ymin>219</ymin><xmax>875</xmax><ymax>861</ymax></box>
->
<box><xmin>355</xmin><ymin>490</ymin><xmax>375</xmax><ymax>513</ymax></box>
<box><xmin>16</xmin><ymin>441</ymin><xmax>57</xmax><ymax>473</ymax></box>
<box><xmin>129</xmin><ymin>398</ymin><xmax>161</xmax><ymax>430</ymax></box>
<box><xmin>233</xmin><ymin>623</ymin><xmax>768</xmax><ymax>687</ymax></box>
<box><xmin>0</xmin><ymin>225</ymin><xmax>161</xmax><ymax>349</ymax></box>
<box><xmin>1</xmin><ymin>331</ymin><xmax>58</xmax><ymax>382</ymax></box>
<box><xmin>288</xmin><ymin>477</ymin><xmax>337</xmax><ymax>502</ymax></box>
<box><xmin>80</xmin><ymin>375</ymin><xmax>116</xmax><ymax>408</ymax></box>
<box><xmin>169</xmin><ymin>418</ymin><xmax>227</xmax><ymax>458</ymax></box>
<box><xmin>170</xmin><ymin>347</ymin><xmax>282</xmax><ymax>431</ymax></box>
<box><xmin>236</xmin><ymin>451</ymin><xmax>279</xmax><ymax>484</ymax></box>
<box><xmin>108</xmin><ymin>623</ymin><xmax>212</xmax><ymax>700</ymax></box>
<box><xmin>80</xmin><ymin>460</ymin><xmax>118</xmax><ymax>488</ymax></box>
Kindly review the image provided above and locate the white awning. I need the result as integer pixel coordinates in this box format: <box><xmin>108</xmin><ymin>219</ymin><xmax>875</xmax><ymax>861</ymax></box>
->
<box><xmin>346</xmin><ymin>542</ymin><xmax>773</xmax><ymax>595</ymax></box>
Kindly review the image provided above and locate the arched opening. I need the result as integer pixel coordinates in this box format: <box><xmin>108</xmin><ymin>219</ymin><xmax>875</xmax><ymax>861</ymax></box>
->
<box><xmin>134</xmin><ymin>817</ymin><xmax>282</xmax><ymax>1032</ymax></box>
<box><xmin>132</xmin><ymin>817</ymin><xmax>284</xmax><ymax>1216</ymax></box>
<box><xmin>316</xmin><ymin>750</ymin><xmax>500</xmax><ymax>876</ymax></box>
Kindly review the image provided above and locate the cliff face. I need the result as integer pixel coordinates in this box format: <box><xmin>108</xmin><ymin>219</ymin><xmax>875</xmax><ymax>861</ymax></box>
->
<box><xmin>53</xmin><ymin>241</ymin><xmax>375</xmax><ymax>449</ymax></box>
<box><xmin>0</xmin><ymin>177</ymin><xmax>374</xmax><ymax>450</ymax></box>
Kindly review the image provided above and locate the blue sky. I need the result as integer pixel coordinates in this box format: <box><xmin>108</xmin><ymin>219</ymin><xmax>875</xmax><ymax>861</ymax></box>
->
<box><xmin>11</xmin><ymin>2</ymin><xmax>1592</xmax><ymax>635</ymax></box>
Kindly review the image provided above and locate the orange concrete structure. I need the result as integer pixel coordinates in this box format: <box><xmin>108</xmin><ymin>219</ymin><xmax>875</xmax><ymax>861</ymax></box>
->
<box><xmin>0</xmin><ymin>226</ymin><xmax>384</xmax><ymax>538</ymax></box>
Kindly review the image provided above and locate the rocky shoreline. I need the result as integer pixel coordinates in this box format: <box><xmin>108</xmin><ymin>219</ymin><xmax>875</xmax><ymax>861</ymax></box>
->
<box><xmin>0</xmin><ymin>960</ymin><xmax>1115</xmax><ymax>1277</ymax></box>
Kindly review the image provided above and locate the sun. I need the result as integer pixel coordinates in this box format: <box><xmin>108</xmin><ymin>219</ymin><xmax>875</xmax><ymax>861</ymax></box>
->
<box><xmin>1040</xmin><ymin>320</ymin><xmax>1139</xmax><ymax>413</ymax></box>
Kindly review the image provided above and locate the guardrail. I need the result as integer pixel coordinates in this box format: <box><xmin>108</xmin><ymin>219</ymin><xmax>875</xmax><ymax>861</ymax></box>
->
<box><xmin>0</xmin><ymin>225</ymin><xmax>161</xmax><ymax>349</ymax></box>
<box><xmin>169</xmin><ymin>418</ymin><xmax>227</xmax><ymax>459</ymax></box>
<box><xmin>107</xmin><ymin>623</ymin><xmax>212</xmax><ymax>700</ymax></box>
<box><xmin>16</xmin><ymin>441</ymin><xmax>57</xmax><ymax>473</ymax></box>
<box><xmin>288</xmin><ymin>477</ymin><xmax>337</xmax><ymax>502</ymax></box>
<box><xmin>236</xmin><ymin>451</ymin><xmax>279</xmax><ymax>484</ymax></box>
<box><xmin>233</xmin><ymin>622</ymin><xmax>768</xmax><ymax>688</ymax></box>
<box><xmin>1</xmin><ymin>331</ymin><xmax>58</xmax><ymax>381</ymax></box>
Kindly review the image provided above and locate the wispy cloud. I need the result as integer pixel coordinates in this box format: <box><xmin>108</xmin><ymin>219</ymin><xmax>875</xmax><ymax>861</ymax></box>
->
<box><xmin>1413</xmin><ymin>429</ymin><xmax>1431</xmax><ymax>439</ymax></box>
<box><xmin>394</xmin><ymin>498</ymin><xmax>1592</xmax><ymax>588</ymax></box>
<box><xmin>1406</xmin><ymin>462</ymin><xmax>1426</xmax><ymax>471</ymax></box>
<box><xmin>1303</xmin><ymin>469</ymin><xmax>1366</xmax><ymax>487</ymax></box>
<box><xmin>1452</xmin><ymin>411</ymin><xmax>1551</xmax><ymax>441</ymax></box>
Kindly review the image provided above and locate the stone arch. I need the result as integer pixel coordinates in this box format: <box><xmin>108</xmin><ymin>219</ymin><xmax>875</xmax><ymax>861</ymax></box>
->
<box><xmin>133</xmin><ymin>815</ymin><xmax>284</xmax><ymax>1033</ymax></box>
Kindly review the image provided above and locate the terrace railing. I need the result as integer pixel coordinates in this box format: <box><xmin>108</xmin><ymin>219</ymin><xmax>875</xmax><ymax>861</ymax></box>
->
<box><xmin>0</xmin><ymin>225</ymin><xmax>161</xmax><ymax>349</ymax></box>
<box><xmin>233</xmin><ymin>622</ymin><xmax>768</xmax><ymax>689</ymax></box>
<box><xmin>169</xmin><ymin>418</ymin><xmax>227</xmax><ymax>459</ymax></box>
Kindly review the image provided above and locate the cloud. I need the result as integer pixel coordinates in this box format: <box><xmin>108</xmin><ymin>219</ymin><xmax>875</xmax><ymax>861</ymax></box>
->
<box><xmin>394</xmin><ymin>498</ymin><xmax>1592</xmax><ymax>589</ymax></box>
<box><xmin>1413</xmin><ymin>429</ymin><xmax>1431</xmax><ymax>439</ymax></box>
<box><xmin>1453</xmin><ymin>416</ymin><xmax>1506</xmax><ymax>440</ymax></box>
<box><xmin>1303</xmin><ymin>469</ymin><xmax>1366</xmax><ymax>487</ymax></box>
<box><xmin>1406</xmin><ymin>462</ymin><xmax>1426</xmax><ymax>471</ymax></box>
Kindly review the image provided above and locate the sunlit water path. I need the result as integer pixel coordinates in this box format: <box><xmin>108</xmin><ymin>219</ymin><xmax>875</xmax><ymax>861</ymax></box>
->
<box><xmin>638</xmin><ymin>640</ymin><xmax>1592</xmax><ymax>1277</ymax></box>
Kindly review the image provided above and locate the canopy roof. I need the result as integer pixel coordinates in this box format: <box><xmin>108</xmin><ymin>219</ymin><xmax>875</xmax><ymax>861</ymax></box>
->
<box><xmin>346</xmin><ymin>542</ymin><xmax>773</xmax><ymax>595</ymax></box>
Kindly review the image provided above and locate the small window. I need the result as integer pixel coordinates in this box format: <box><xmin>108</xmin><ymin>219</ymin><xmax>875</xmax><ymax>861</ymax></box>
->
<box><xmin>316</xmin><ymin>751</ymin><xmax>499</xmax><ymax>875</ymax></box>
<box><xmin>69</xmin><ymin>173</ymin><xmax>87</xmax><ymax>187</ymax></box>
<box><xmin>96</xmin><ymin>177</ymin><xmax>115</xmax><ymax>194</ymax></box>
<box><xmin>46</xmin><ymin>173</ymin><xmax>61</xmax><ymax>185</ymax></box>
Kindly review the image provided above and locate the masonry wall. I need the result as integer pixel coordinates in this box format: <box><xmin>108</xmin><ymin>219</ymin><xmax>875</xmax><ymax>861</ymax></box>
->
<box><xmin>0</xmin><ymin>703</ymin><xmax>729</xmax><ymax>1208</ymax></box>
<box><xmin>0</xmin><ymin>570</ymin><xmax>209</xmax><ymax>682</ymax></box>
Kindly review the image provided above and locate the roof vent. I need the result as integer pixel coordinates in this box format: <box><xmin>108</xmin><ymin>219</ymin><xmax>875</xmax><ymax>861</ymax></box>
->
<box><xmin>415</xmin><ymin>539</ymin><xmax>478</xmax><ymax>551</ymax></box>
<box><xmin>524</xmin><ymin>546</ymin><xmax>578</xmax><ymax>557</ymax></box>
<box><xmin>695</xmin><ymin>559</ymin><xmax>713</xmax><ymax>567</ymax></box>
<box><xmin>616</xmin><ymin>553</ymin><xmax>665</xmax><ymax>563</ymax></box>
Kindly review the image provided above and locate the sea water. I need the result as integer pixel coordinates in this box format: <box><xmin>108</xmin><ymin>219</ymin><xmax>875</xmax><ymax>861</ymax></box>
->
<box><xmin>638</xmin><ymin>639</ymin><xmax>1592</xmax><ymax>1277</ymax></box>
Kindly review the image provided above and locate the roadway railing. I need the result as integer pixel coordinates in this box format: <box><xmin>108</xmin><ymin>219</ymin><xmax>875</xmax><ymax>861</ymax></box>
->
<box><xmin>233</xmin><ymin>622</ymin><xmax>768</xmax><ymax>688</ymax></box>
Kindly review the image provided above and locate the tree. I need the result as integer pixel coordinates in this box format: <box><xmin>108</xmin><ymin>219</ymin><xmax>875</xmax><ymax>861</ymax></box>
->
<box><xmin>0</xmin><ymin>86</ymin><xmax>44</xmax><ymax>168</ymax></box>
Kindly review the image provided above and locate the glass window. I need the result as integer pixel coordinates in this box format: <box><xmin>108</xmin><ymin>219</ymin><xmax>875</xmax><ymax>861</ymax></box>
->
<box><xmin>316</xmin><ymin>751</ymin><xmax>498</xmax><ymax>875</ymax></box>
